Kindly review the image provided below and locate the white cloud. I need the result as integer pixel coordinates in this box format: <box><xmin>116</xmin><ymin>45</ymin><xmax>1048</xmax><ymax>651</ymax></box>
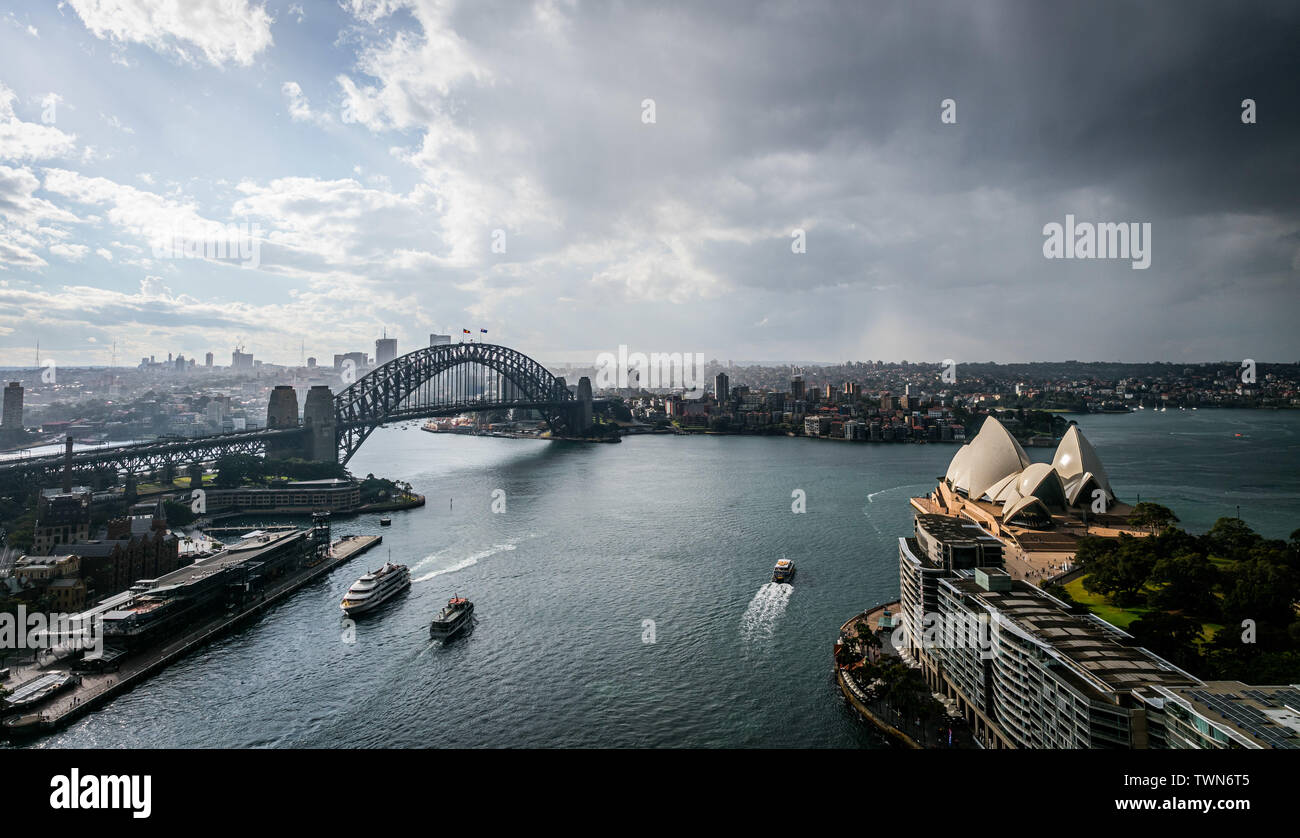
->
<box><xmin>281</xmin><ymin>81</ymin><xmax>329</xmax><ymax>126</ymax></box>
<box><xmin>101</xmin><ymin>113</ymin><xmax>134</xmax><ymax>134</ymax></box>
<box><xmin>0</xmin><ymin>165</ymin><xmax>80</xmax><ymax>230</ymax></box>
<box><xmin>49</xmin><ymin>243</ymin><xmax>90</xmax><ymax>261</ymax></box>
<box><xmin>336</xmin><ymin>0</ymin><xmax>488</xmax><ymax>132</ymax></box>
<box><xmin>0</xmin><ymin>84</ymin><xmax>77</xmax><ymax>161</ymax></box>
<box><xmin>67</xmin><ymin>0</ymin><xmax>275</xmax><ymax>67</ymax></box>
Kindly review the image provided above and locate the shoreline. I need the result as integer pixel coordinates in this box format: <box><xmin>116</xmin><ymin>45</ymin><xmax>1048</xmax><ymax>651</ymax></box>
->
<box><xmin>2</xmin><ymin>534</ymin><xmax>383</xmax><ymax>742</ymax></box>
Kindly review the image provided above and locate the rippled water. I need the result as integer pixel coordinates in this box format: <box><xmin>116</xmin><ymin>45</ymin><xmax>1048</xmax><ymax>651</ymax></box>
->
<box><xmin>28</xmin><ymin>409</ymin><xmax>1300</xmax><ymax>748</ymax></box>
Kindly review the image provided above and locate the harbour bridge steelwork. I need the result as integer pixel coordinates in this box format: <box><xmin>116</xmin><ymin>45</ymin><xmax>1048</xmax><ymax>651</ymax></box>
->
<box><xmin>333</xmin><ymin>341</ymin><xmax>579</xmax><ymax>464</ymax></box>
<box><xmin>0</xmin><ymin>342</ymin><xmax>589</xmax><ymax>492</ymax></box>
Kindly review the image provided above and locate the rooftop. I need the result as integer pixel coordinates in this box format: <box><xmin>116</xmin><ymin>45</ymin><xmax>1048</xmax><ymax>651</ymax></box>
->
<box><xmin>1168</xmin><ymin>682</ymin><xmax>1300</xmax><ymax>750</ymax></box>
<box><xmin>941</xmin><ymin>573</ymin><xmax>1199</xmax><ymax>698</ymax></box>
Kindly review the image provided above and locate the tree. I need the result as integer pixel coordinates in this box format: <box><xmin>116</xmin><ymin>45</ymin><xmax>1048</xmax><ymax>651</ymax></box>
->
<box><xmin>1072</xmin><ymin>535</ymin><xmax>1117</xmax><ymax>568</ymax></box>
<box><xmin>1126</xmin><ymin>611</ymin><xmax>1204</xmax><ymax>671</ymax></box>
<box><xmin>163</xmin><ymin>500</ymin><xmax>197</xmax><ymax>527</ymax></box>
<box><xmin>215</xmin><ymin>453</ymin><xmax>266</xmax><ymax>488</ymax></box>
<box><xmin>1204</xmin><ymin>517</ymin><xmax>1262</xmax><ymax>559</ymax></box>
<box><xmin>1127</xmin><ymin>502</ymin><xmax>1179</xmax><ymax>532</ymax></box>
<box><xmin>1148</xmin><ymin>552</ymin><xmax>1221</xmax><ymax>618</ymax></box>
<box><xmin>1220</xmin><ymin>556</ymin><xmax>1300</xmax><ymax>640</ymax></box>
<box><xmin>1082</xmin><ymin>534</ymin><xmax>1155</xmax><ymax>606</ymax></box>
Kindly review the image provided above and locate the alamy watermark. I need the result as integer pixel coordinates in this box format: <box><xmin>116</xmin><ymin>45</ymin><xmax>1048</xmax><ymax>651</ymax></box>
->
<box><xmin>0</xmin><ymin>606</ymin><xmax>104</xmax><ymax>657</ymax></box>
<box><xmin>594</xmin><ymin>345</ymin><xmax>706</xmax><ymax>398</ymax></box>
<box><xmin>1043</xmin><ymin>214</ymin><xmax>1150</xmax><ymax>270</ymax></box>
<box><xmin>892</xmin><ymin>610</ymin><xmax>995</xmax><ymax>660</ymax></box>
<box><xmin>151</xmin><ymin>220</ymin><xmax>261</xmax><ymax>269</ymax></box>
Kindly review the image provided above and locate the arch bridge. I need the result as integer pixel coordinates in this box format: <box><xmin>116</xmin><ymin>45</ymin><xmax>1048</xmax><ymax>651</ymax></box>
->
<box><xmin>329</xmin><ymin>342</ymin><xmax>589</xmax><ymax>463</ymax></box>
<box><xmin>0</xmin><ymin>343</ymin><xmax>594</xmax><ymax>492</ymax></box>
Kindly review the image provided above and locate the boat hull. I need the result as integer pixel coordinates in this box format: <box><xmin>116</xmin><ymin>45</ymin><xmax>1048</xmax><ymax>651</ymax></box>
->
<box><xmin>340</xmin><ymin>577</ymin><xmax>410</xmax><ymax>616</ymax></box>
<box><xmin>430</xmin><ymin>606</ymin><xmax>474</xmax><ymax>639</ymax></box>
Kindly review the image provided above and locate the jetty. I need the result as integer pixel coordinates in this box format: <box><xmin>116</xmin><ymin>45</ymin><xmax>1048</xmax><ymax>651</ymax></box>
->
<box><xmin>2</xmin><ymin>534</ymin><xmax>381</xmax><ymax>741</ymax></box>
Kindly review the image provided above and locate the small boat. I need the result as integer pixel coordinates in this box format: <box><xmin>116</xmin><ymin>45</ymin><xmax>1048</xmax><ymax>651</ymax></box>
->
<box><xmin>379</xmin><ymin>517</ymin><xmax>392</xmax><ymax>527</ymax></box>
<box><xmin>341</xmin><ymin>562</ymin><xmax>410</xmax><ymax>616</ymax></box>
<box><xmin>429</xmin><ymin>596</ymin><xmax>474</xmax><ymax>640</ymax></box>
<box><xmin>772</xmin><ymin>558</ymin><xmax>795</xmax><ymax>584</ymax></box>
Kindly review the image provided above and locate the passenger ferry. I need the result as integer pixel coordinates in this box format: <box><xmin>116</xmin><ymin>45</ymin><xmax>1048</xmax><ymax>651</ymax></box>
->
<box><xmin>340</xmin><ymin>562</ymin><xmax>410</xmax><ymax>616</ymax></box>
<box><xmin>429</xmin><ymin>596</ymin><xmax>474</xmax><ymax>640</ymax></box>
<box><xmin>772</xmin><ymin>558</ymin><xmax>796</xmax><ymax>584</ymax></box>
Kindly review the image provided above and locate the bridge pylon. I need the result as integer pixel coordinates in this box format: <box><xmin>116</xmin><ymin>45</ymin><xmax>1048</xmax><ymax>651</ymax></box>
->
<box><xmin>303</xmin><ymin>385</ymin><xmax>337</xmax><ymax>463</ymax></box>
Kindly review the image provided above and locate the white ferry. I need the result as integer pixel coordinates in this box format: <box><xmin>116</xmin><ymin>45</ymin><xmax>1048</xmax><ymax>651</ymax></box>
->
<box><xmin>772</xmin><ymin>558</ymin><xmax>796</xmax><ymax>584</ymax></box>
<box><xmin>340</xmin><ymin>562</ymin><xmax>411</xmax><ymax>616</ymax></box>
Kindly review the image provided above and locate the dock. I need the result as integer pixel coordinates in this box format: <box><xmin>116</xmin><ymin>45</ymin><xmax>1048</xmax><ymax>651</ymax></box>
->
<box><xmin>2</xmin><ymin>534</ymin><xmax>382</xmax><ymax>740</ymax></box>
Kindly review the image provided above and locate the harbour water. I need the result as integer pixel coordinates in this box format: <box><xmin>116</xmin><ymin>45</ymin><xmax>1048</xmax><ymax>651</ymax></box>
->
<box><xmin>25</xmin><ymin>409</ymin><xmax>1300</xmax><ymax>748</ymax></box>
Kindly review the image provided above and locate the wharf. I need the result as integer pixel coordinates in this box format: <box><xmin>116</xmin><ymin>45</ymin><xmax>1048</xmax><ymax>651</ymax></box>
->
<box><xmin>2</xmin><ymin>534</ymin><xmax>382</xmax><ymax>740</ymax></box>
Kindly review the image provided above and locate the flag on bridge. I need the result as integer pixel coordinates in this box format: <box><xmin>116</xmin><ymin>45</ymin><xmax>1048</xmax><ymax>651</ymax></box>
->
<box><xmin>480</xmin><ymin>329</ymin><xmax>488</xmax><ymax>334</ymax></box>
<box><xmin>462</xmin><ymin>329</ymin><xmax>471</xmax><ymax>334</ymax></box>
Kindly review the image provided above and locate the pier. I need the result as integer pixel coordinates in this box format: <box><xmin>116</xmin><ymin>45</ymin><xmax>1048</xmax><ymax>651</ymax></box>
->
<box><xmin>3</xmin><ymin>534</ymin><xmax>382</xmax><ymax>740</ymax></box>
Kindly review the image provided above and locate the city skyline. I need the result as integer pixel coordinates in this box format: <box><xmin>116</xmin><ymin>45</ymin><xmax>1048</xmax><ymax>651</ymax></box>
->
<box><xmin>1</xmin><ymin>2</ymin><xmax>1298</xmax><ymax>366</ymax></box>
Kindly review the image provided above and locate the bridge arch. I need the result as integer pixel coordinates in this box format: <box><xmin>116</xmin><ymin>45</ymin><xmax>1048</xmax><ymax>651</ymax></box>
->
<box><xmin>332</xmin><ymin>342</ymin><xmax>576</xmax><ymax>463</ymax></box>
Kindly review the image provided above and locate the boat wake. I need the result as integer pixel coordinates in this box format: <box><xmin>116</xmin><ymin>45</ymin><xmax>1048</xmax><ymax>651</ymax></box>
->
<box><xmin>867</xmin><ymin>482</ymin><xmax>929</xmax><ymax>503</ymax></box>
<box><xmin>739</xmin><ymin>582</ymin><xmax>793</xmax><ymax>642</ymax></box>
<box><xmin>412</xmin><ymin>542</ymin><xmax>518</xmax><ymax>583</ymax></box>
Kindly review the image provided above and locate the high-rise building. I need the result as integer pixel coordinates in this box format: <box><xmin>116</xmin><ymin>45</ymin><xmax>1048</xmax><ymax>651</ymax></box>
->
<box><xmin>713</xmin><ymin>372</ymin><xmax>729</xmax><ymax>404</ymax></box>
<box><xmin>790</xmin><ymin>375</ymin><xmax>805</xmax><ymax>401</ymax></box>
<box><xmin>2</xmin><ymin>381</ymin><xmax>23</xmax><ymax>432</ymax></box>
<box><xmin>205</xmin><ymin>352</ymin><xmax>214</xmax><ymax>367</ymax></box>
<box><xmin>231</xmin><ymin>348</ymin><xmax>254</xmax><ymax>370</ymax></box>
<box><xmin>334</xmin><ymin>351</ymin><xmax>368</xmax><ymax>372</ymax></box>
<box><xmin>375</xmin><ymin>337</ymin><xmax>398</xmax><ymax>366</ymax></box>
<box><xmin>430</xmin><ymin>334</ymin><xmax>451</xmax><ymax>346</ymax></box>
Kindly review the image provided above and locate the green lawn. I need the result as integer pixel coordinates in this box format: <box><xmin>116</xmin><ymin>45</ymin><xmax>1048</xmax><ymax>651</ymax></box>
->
<box><xmin>1064</xmin><ymin>576</ymin><xmax>1222</xmax><ymax>641</ymax></box>
<box><xmin>1064</xmin><ymin>577</ymin><xmax>1151</xmax><ymax>629</ymax></box>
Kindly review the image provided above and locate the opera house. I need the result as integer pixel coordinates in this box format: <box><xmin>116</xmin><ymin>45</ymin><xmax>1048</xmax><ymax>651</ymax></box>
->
<box><xmin>912</xmin><ymin>416</ymin><xmax>1147</xmax><ymax>574</ymax></box>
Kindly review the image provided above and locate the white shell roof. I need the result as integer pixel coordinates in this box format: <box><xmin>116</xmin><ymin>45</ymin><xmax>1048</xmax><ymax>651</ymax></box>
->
<box><xmin>945</xmin><ymin>417</ymin><xmax>1031</xmax><ymax>498</ymax></box>
<box><xmin>1052</xmin><ymin>425</ymin><xmax>1112</xmax><ymax>495</ymax></box>
<box><xmin>945</xmin><ymin>421</ymin><xmax>1114</xmax><ymax>513</ymax></box>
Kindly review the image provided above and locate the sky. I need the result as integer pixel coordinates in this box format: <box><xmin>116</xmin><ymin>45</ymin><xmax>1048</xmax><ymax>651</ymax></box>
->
<box><xmin>0</xmin><ymin>0</ymin><xmax>1297</xmax><ymax>368</ymax></box>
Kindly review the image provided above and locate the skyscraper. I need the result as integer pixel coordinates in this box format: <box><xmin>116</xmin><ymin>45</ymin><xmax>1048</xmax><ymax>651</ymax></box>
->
<box><xmin>2</xmin><ymin>381</ymin><xmax>23</xmax><ymax>432</ymax></box>
<box><xmin>376</xmin><ymin>337</ymin><xmax>398</xmax><ymax>366</ymax></box>
<box><xmin>714</xmin><ymin>372</ymin><xmax>729</xmax><ymax>403</ymax></box>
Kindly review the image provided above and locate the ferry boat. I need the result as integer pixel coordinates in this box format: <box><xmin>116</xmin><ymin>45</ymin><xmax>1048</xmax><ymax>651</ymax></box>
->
<box><xmin>429</xmin><ymin>596</ymin><xmax>474</xmax><ymax>640</ymax></box>
<box><xmin>340</xmin><ymin>562</ymin><xmax>410</xmax><ymax>616</ymax></box>
<box><xmin>379</xmin><ymin>517</ymin><xmax>392</xmax><ymax>527</ymax></box>
<box><xmin>772</xmin><ymin>558</ymin><xmax>796</xmax><ymax>584</ymax></box>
